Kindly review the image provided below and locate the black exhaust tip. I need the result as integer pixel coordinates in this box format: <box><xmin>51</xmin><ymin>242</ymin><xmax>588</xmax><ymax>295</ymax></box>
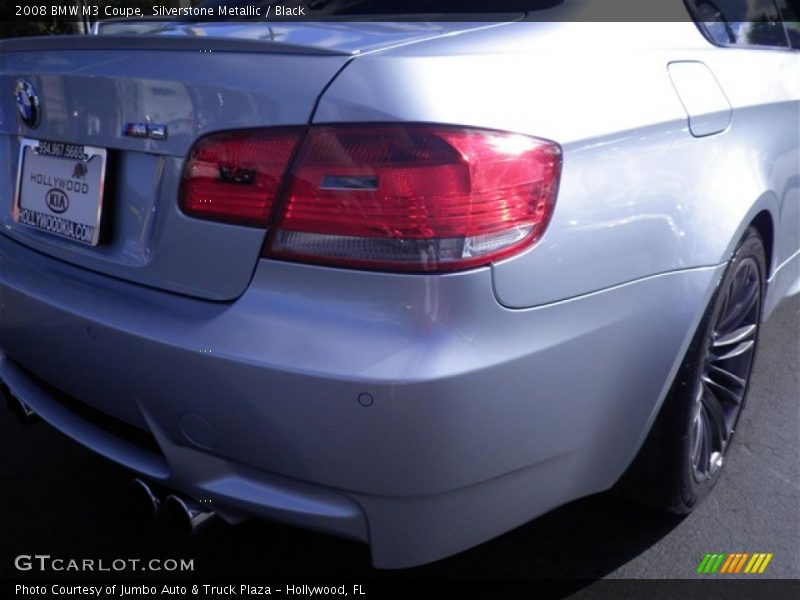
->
<box><xmin>165</xmin><ymin>494</ymin><xmax>216</xmax><ymax>535</ymax></box>
<box><xmin>131</xmin><ymin>478</ymin><xmax>161</xmax><ymax>519</ymax></box>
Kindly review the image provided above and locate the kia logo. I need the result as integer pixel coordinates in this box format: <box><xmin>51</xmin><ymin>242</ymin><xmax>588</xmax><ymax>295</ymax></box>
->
<box><xmin>45</xmin><ymin>188</ymin><xmax>69</xmax><ymax>214</ymax></box>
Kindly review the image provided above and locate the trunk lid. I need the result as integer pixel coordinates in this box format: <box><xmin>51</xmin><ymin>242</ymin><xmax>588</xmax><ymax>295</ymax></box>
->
<box><xmin>0</xmin><ymin>37</ymin><xmax>352</xmax><ymax>300</ymax></box>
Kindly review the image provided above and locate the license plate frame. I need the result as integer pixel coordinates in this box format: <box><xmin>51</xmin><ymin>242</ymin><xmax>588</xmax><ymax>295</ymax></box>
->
<box><xmin>13</xmin><ymin>138</ymin><xmax>108</xmax><ymax>247</ymax></box>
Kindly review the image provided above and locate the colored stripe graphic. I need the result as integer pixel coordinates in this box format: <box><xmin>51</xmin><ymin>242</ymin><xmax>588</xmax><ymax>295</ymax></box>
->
<box><xmin>697</xmin><ymin>554</ymin><xmax>712</xmax><ymax>574</ymax></box>
<box><xmin>758</xmin><ymin>554</ymin><xmax>773</xmax><ymax>573</ymax></box>
<box><xmin>720</xmin><ymin>554</ymin><xmax>736</xmax><ymax>573</ymax></box>
<box><xmin>734</xmin><ymin>553</ymin><xmax>749</xmax><ymax>573</ymax></box>
<box><xmin>697</xmin><ymin>552</ymin><xmax>772</xmax><ymax>574</ymax></box>
<box><xmin>700</xmin><ymin>553</ymin><xmax>726</xmax><ymax>573</ymax></box>
<box><xmin>751</xmin><ymin>554</ymin><xmax>766</xmax><ymax>573</ymax></box>
<box><xmin>703</xmin><ymin>554</ymin><xmax>720</xmax><ymax>573</ymax></box>
<box><xmin>719</xmin><ymin>554</ymin><xmax>736</xmax><ymax>573</ymax></box>
<box><xmin>711</xmin><ymin>554</ymin><xmax>726</xmax><ymax>573</ymax></box>
<box><xmin>745</xmin><ymin>554</ymin><xmax>760</xmax><ymax>573</ymax></box>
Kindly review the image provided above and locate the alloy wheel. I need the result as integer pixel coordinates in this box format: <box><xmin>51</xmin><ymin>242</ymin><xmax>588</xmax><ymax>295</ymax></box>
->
<box><xmin>690</xmin><ymin>257</ymin><xmax>762</xmax><ymax>480</ymax></box>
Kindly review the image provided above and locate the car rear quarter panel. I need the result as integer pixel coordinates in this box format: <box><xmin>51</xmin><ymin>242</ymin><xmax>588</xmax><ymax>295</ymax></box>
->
<box><xmin>316</xmin><ymin>22</ymin><xmax>800</xmax><ymax>310</ymax></box>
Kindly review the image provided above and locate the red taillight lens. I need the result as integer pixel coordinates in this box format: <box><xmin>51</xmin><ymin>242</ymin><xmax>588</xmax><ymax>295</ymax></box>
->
<box><xmin>265</xmin><ymin>125</ymin><xmax>561</xmax><ymax>271</ymax></box>
<box><xmin>179</xmin><ymin>128</ymin><xmax>303</xmax><ymax>226</ymax></box>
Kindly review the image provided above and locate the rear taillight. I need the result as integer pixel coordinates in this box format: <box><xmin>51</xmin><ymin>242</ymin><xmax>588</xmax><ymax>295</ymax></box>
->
<box><xmin>267</xmin><ymin>125</ymin><xmax>561</xmax><ymax>271</ymax></box>
<box><xmin>179</xmin><ymin>128</ymin><xmax>303</xmax><ymax>226</ymax></box>
<box><xmin>181</xmin><ymin>125</ymin><xmax>561</xmax><ymax>272</ymax></box>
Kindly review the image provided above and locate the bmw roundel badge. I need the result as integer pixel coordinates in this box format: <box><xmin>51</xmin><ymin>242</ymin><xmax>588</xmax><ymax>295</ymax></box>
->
<box><xmin>14</xmin><ymin>79</ymin><xmax>40</xmax><ymax>128</ymax></box>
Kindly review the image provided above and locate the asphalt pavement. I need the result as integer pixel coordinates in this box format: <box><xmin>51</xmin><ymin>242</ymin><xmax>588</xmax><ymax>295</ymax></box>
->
<box><xmin>1</xmin><ymin>295</ymin><xmax>797</xmax><ymax>594</ymax></box>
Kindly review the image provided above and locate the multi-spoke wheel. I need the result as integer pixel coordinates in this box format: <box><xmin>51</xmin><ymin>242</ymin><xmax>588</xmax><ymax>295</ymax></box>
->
<box><xmin>690</xmin><ymin>255</ymin><xmax>761</xmax><ymax>481</ymax></box>
<box><xmin>618</xmin><ymin>227</ymin><xmax>766</xmax><ymax>513</ymax></box>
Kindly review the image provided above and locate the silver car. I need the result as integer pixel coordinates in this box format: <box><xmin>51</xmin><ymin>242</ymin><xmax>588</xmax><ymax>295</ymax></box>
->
<box><xmin>1</xmin><ymin>0</ymin><xmax>798</xmax><ymax>568</ymax></box>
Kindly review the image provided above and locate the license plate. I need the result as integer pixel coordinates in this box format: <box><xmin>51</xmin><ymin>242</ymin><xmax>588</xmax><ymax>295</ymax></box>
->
<box><xmin>13</xmin><ymin>138</ymin><xmax>107</xmax><ymax>246</ymax></box>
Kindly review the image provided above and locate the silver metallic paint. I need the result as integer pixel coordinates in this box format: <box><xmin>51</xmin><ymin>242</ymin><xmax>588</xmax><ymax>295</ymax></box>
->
<box><xmin>0</xmin><ymin>233</ymin><xmax>723</xmax><ymax>566</ymax></box>
<box><xmin>0</xmin><ymin>13</ymin><xmax>797</xmax><ymax>568</ymax></box>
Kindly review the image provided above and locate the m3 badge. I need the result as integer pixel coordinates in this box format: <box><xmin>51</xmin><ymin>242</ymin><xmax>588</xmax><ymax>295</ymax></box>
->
<box><xmin>124</xmin><ymin>122</ymin><xmax>168</xmax><ymax>140</ymax></box>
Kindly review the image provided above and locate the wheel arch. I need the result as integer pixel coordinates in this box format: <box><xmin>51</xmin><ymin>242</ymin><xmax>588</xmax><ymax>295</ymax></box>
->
<box><xmin>616</xmin><ymin>207</ymin><xmax>774</xmax><ymax>491</ymax></box>
<box><xmin>750</xmin><ymin>210</ymin><xmax>775</xmax><ymax>280</ymax></box>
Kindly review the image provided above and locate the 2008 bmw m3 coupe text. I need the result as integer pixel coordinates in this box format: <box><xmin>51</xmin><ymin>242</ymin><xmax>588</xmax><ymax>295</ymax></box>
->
<box><xmin>1</xmin><ymin>0</ymin><xmax>798</xmax><ymax>568</ymax></box>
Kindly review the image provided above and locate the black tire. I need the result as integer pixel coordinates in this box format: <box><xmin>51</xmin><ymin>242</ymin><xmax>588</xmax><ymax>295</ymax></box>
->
<box><xmin>617</xmin><ymin>227</ymin><xmax>766</xmax><ymax>513</ymax></box>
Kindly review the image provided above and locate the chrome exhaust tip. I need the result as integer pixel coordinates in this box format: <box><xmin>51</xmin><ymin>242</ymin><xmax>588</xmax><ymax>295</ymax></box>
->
<box><xmin>131</xmin><ymin>478</ymin><xmax>161</xmax><ymax>519</ymax></box>
<box><xmin>1</xmin><ymin>383</ymin><xmax>38</xmax><ymax>425</ymax></box>
<box><xmin>165</xmin><ymin>494</ymin><xmax>216</xmax><ymax>535</ymax></box>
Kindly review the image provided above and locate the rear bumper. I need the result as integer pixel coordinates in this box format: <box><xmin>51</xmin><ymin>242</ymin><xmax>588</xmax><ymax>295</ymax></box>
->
<box><xmin>0</xmin><ymin>233</ymin><xmax>722</xmax><ymax>567</ymax></box>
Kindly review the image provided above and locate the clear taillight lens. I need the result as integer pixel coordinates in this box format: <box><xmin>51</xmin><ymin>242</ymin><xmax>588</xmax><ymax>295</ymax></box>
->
<box><xmin>265</xmin><ymin>125</ymin><xmax>561</xmax><ymax>271</ymax></box>
<box><xmin>179</xmin><ymin>128</ymin><xmax>303</xmax><ymax>226</ymax></box>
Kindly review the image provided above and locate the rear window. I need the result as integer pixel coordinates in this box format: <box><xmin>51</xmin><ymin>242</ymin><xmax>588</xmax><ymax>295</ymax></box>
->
<box><xmin>775</xmin><ymin>0</ymin><xmax>800</xmax><ymax>47</ymax></box>
<box><xmin>688</xmin><ymin>0</ymin><xmax>792</xmax><ymax>48</ymax></box>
